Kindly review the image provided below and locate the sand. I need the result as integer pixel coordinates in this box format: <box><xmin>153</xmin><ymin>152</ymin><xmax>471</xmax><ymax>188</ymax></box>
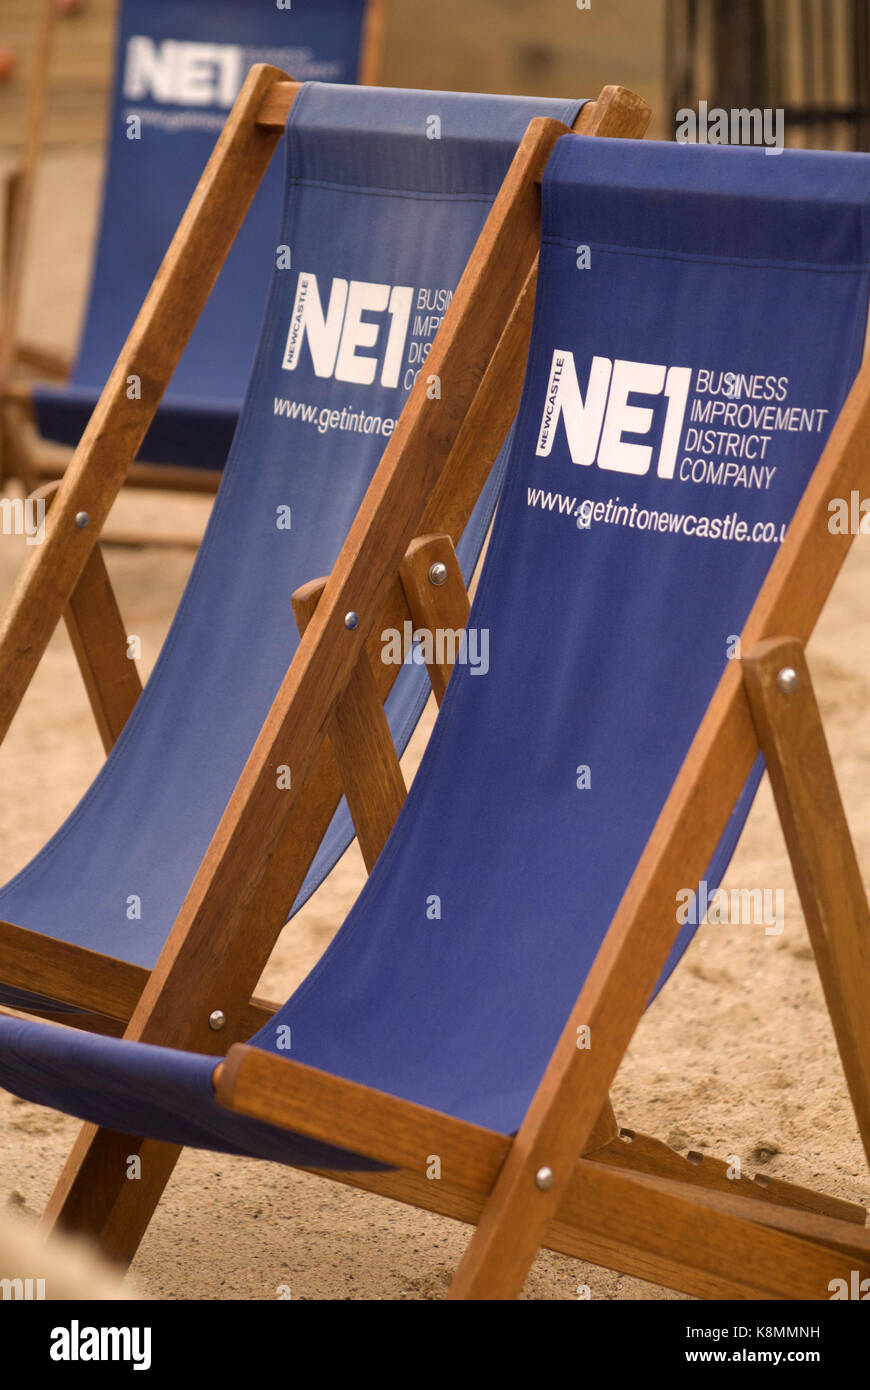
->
<box><xmin>1</xmin><ymin>126</ymin><xmax>869</xmax><ymax>1305</ymax></box>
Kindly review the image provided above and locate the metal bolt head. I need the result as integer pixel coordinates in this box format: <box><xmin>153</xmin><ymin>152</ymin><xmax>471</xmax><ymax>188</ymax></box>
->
<box><xmin>74</xmin><ymin>511</ymin><xmax>90</xmax><ymax>529</ymax></box>
<box><xmin>776</xmin><ymin>666</ymin><xmax>798</xmax><ymax>695</ymax></box>
<box><xmin>428</xmin><ymin>561</ymin><xmax>449</xmax><ymax>587</ymax></box>
<box><xmin>208</xmin><ymin>1010</ymin><xmax>226</xmax><ymax>1031</ymax></box>
<box><xmin>344</xmin><ymin>611</ymin><xmax>359</xmax><ymax>630</ymax></box>
<box><xmin>535</xmin><ymin>1165</ymin><xmax>554</xmax><ymax>1191</ymax></box>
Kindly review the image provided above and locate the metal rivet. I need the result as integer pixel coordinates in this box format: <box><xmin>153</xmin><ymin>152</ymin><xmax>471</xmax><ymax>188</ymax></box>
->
<box><xmin>776</xmin><ymin>666</ymin><xmax>798</xmax><ymax>695</ymax></box>
<box><xmin>428</xmin><ymin>561</ymin><xmax>448</xmax><ymax>587</ymax></box>
<box><xmin>344</xmin><ymin>611</ymin><xmax>359</xmax><ymax>630</ymax></box>
<box><xmin>535</xmin><ymin>1165</ymin><xmax>554</xmax><ymax>1191</ymax></box>
<box><xmin>74</xmin><ymin>511</ymin><xmax>90</xmax><ymax>529</ymax></box>
<box><xmin>208</xmin><ymin>1010</ymin><xmax>226</xmax><ymax>1031</ymax></box>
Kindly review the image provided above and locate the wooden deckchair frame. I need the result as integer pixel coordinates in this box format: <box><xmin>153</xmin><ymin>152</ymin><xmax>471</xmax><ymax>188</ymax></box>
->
<box><xmin>0</xmin><ymin>68</ymin><xmax>657</xmax><ymax>1269</ymax></box>
<box><xmin>0</xmin><ymin>0</ymin><xmax>387</xmax><ymax>503</ymax></box>
<box><xmin>39</xmin><ymin>117</ymin><xmax>870</xmax><ymax>1297</ymax></box>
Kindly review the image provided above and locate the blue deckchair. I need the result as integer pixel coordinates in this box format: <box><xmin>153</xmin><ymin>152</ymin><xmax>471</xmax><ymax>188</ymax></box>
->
<box><xmin>0</xmin><ymin>81</ymin><xmax>596</xmax><ymax>1028</ymax></box>
<box><xmin>3</xmin><ymin>133</ymin><xmax>870</xmax><ymax>1299</ymax></box>
<box><xmin>15</xmin><ymin>0</ymin><xmax>379</xmax><ymax>489</ymax></box>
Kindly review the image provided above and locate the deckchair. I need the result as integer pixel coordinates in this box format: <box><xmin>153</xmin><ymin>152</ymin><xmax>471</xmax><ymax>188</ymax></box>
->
<box><xmin>1</xmin><ymin>0</ymin><xmax>385</xmax><ymax>498</ymax></box>
<box><xmin>0</xmin><ymin>84</ymin><xmax>648</xmax><ymax>1030</ymax></box>
<box><xmin>3</xmin><ymin>131</ymin><xmax>870</xmax><ymax>1300</ymax></box>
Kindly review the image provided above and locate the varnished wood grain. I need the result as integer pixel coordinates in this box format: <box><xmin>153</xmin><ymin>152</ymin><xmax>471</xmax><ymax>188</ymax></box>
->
<box><xmin>293</xmin><ymin>578</ymin><xmax>406</xmax><ymax>872</ymax></box>
<box><xmin>0</xmin><ymin>919</ymin><xmax>281</xmax><ymax>1033</ymax></box>
<box><xmin>0</xmin><ymin>920</ymin><xmax>146</xmax><ymax>1021</ymax></box>
<box><xmin>217</xmin><ymin>1045</ymin><xmax>509</xmax><ymax>1189</ymax></box>
<box><xmin>743</xmin><ymin>636</ymin><xmax>870</xmax><ymax>1171</ymax></box>
<box><xmin>594</xmin><ymin>1123</ymin><xmax>866</xmax><ymax>1225</ymax></box>
<box><xmin>63</xmin><ymin>547</ymin><xmax>142</xmax><ymax>754</ymax></box>
<box><xmin>575</xmin><ymin>84</ymin><xmax>652</xmax><ymax>137</ymax></box>
<box><xmin>398</xmin><ymin>534</ymin><xmax>470</xmax><ymax>705</ymax></box>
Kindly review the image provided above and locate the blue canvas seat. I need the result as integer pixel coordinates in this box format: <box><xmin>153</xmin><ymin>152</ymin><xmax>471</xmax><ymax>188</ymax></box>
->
<box><xmin>2</xmin><ymin>131</ymin><xmax>869</xmax><ymax>1208</ymax></box>
<box><xmin>31</xmin><ymin>0</ymin><xmax>374</xmax><ymax>472</ymax></box>
<box><xmin>0</xmin><ymin>84</ymin><xmax>586</xmax><ymax>1018</ymax></box>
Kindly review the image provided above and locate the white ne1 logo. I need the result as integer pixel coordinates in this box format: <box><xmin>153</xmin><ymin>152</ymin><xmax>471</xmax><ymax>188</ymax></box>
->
<box><xmin>536</xmin><ymin>350</ymin><xmax>692</xmax><ymax>478</ymax></box>
<box><xmin>282</xmin><ymin>274</ymin><xmax>413</xmax><ymax>389</ymax></box>
<box><xmin>123</xmin><ymin>37</ymin><xmax>243</xmax><ymax>108</ymax></box>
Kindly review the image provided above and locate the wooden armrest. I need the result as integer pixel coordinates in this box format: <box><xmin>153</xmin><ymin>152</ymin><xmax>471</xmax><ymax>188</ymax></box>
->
<box><xmin>214</xmin><ymin>1043</ymin><xmax>509</xmax><ymax>1186</ymax></box>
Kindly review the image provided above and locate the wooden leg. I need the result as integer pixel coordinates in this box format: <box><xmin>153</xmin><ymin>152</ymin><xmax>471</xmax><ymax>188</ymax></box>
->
<box><xmin>328</xmin><ymin>657</ymin><xmax>407</xmax><ymax>873</ymax></box>
<box><xmin>292</xmin><ymin>579</ymin><xmax>406</xmax><ymax>873</ymax></box>
<box><xmin>64</xmin><ymin>546</ymin><xmax>142</xmax><ymax>753</ymax></box>
<box><xmin>743</xmin><ymin>636</ymin><xmax>870</xmax><ymax>1172</ymax></box>
<box><xmin>43</xmin><ymin>1125</ymin><xmax>182</xmax><ymax>1268</ymax></box>
<box><xmin>291</xmin><ymin>536</ymin><xmax>474</xmax><ymax>870</ymax></box>
<box><xmin>30</xmin><ymin>480</ymin><xmax>142</xmax><ymax>751</ymax></box>
<box><xmin>0</xmin><ymin>399</ymin><xmax>38</xmax><ymax>494</ymax></box>
<box><xmin>1</xmin><ymin>171</ymin><xmax>24</xmax><ymax>336</ymax></box>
